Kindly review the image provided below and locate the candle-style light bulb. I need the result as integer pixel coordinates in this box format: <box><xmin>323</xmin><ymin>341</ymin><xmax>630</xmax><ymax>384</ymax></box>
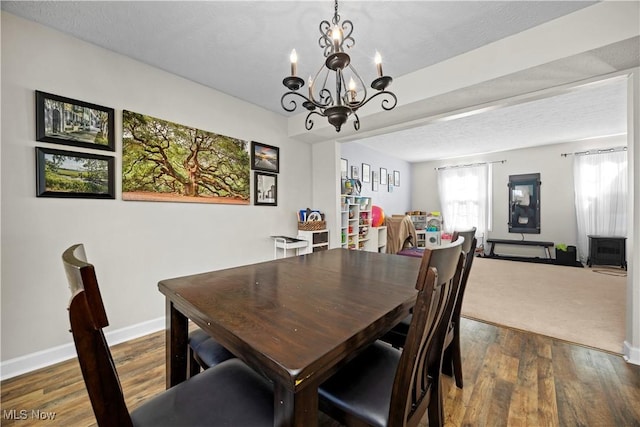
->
<box><xmin>348</xmin><ymin>77</ymin><xmax>357</xmax><ymax>102</ymax></box>
<box><xmin>332</xmin><ymin>25</ymin><xmax>343</xmax><ymax>51</ymax></box>
<box><xmin>308</xmin><ymin>76</ymin><xmax>313</xmax><ymax>98</ymax></box>
<box><xmin>290</xmin><ymin>49</ymin><xmax>298</xmax><ymax>76</ymax></box>
<box><xmin>374</xmin><ymin>51</ymin><xmax>383</xmax><ymax>77</ymax></box>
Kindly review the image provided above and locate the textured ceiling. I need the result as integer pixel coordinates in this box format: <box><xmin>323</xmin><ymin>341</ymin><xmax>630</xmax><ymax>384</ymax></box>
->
<box><xmin>3</xmin><ymin>0</ymin><xmax>634</xmax><ymax>162</ymax></box>
<box><xmin>353</xmin><ymin>76</ymin><xmax>628</xmax><ymax>162</ymax></box>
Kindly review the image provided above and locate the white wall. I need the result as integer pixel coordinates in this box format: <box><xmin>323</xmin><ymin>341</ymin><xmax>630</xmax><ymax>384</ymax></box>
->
<box><xmin>412</xmin><ymin>135</ymin><xmax>628</xmax><ymax>258</ymax></box>
<box><xmin>339</xmin><ymin>142</ymin><xmax>412</xmax><ymax>216</ymax></box>
<box><xmin>0</xmin><ymin>12</ymin><xmax>312</xmax><ymax>371</ymax></box>
<box><xmin>310</xmin><ymin>140</ymin><xmax>341</xmax><ymax>248</ymax></box>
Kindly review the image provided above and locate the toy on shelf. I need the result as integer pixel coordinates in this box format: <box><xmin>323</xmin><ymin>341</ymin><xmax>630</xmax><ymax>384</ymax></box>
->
<box><xmin>425</xmin><ymin>212</ymin><xmax>442</xmax><ymax>245</ymax></box>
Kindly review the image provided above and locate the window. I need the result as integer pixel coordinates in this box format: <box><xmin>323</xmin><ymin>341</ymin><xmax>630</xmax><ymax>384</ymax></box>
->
<box><xmin>437</xmin><ymin>163</ymin><xmax>491</xmax><ymax>238</ymax></box>
<box><xmin>573</xmin><ymin>149</ymin><xmax>627</xmax><ymax>262</ymax></box>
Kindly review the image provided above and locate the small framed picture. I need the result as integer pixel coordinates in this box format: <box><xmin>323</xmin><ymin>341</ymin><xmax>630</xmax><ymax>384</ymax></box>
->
<box><xmin>254</xmin><ymin>172</ymin><xmax>277</xmax><ymax>206</ymax></box>
<box><xmin>361</xmin><ymin>163</ymin><xmax>370</xmax><ymax>183</ymax></box>
<box><xmin>340</xmin><ymin>158</ymin><xmax>348</xmax><ymax>179</ymax></box>
<box><xmin>251</xmin><ymin>141</ymin><xmax>279</xmax><ymax>173</ymax></box>
<box><xmin>372</xmin><ymin>170</ymin><xmax>379</xmax><ymax>191</ymax></box>
<box><xmin>35</xmin><ymin>147</ymin><xmax>115</xmax><ymax>199</ymax></box>
<box><xmin>380</xmin><ymin>168</ymin><xmax>387</xmax><ymax>185</ymax></box>
<box><xmin>394</xmin><ymin>170</ymin><xmax>400</xmax><ymax>186</ymax></box>
<box><xmin>36</xmin><ymin>91</ymin><xmax>115</xmax><ymax>151</ymax></box>
<box><xmin>351</xmin><ymin>165</ymin><xmax>359</xmax><ymax>180</ymax></box>
<box><xmin>388</xmin><ymin>175</ymin><xmax>394</xmax><ymax>192</ymax></box>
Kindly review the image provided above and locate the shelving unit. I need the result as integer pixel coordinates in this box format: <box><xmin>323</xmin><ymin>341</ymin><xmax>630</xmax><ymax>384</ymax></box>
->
<box><xmin>408</xmin><ymin>213</ymin><xmax>427</xmax><ymax>248</ymax></box>
<box><xmin>297</xmin><ymin>229</ymin><xmax>329</xmax><ymax>254</ymax></box>
<box><xmin>364</xmin><ymin>226</ymin><xmax>388</xmax><ymax>253</ymax></box>
<box><xmin>340</xmin><ymin>195</ymin><xmax>372</xmax><ymax>251</ymax></box>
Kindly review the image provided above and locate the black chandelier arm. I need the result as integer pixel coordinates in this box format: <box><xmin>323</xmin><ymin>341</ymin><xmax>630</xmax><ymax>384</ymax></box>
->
<box><xmin>358</xmin><ymin>90</ymin><xmax>398</xmax><ymax>111</ymax></box>
<box><xmin>281</xmin><ymin>91</ymin><xmax>334</xmax><ymax>115</ymax></box>
<box><xmin>281</xmin><ymin>91</ymin><xmax>314</xmax><ymax>113</ymax></box>
<box><xmin>317</xmin><ymin>88</ymin><xmax>334</xmax><ymax>108</ymax></box>
<box><xmin>352</xmin><ymin>111</ymin><xmax>360</xmax><ymax>131</ymax></box>
<box><xmin>305</xmin><ymin>110</ymin><xmax>327</xmax><ymax>131</ymax></box>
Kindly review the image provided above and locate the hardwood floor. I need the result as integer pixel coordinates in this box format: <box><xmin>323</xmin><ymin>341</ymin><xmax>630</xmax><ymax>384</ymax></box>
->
<box><xmin>2</xmin><ymin>318</ymin><xmax>639</xmax><ymax>426</ymax></box>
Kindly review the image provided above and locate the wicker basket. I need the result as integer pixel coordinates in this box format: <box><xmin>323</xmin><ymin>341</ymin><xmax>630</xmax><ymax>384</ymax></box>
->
<box><xmin>298</xmin><ymin>220</ymin><xmax>326</xmax><ymax>231</ymax></box>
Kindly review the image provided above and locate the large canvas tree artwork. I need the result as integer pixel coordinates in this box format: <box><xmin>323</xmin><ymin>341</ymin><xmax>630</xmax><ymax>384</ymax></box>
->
<box><xmin>122</xmin><ymin>111</ymin><xmax>250</xmax><ymax>204</ymax></box>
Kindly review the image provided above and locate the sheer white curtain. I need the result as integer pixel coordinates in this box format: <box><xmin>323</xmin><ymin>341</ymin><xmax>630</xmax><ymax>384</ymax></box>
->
<box><xmin>574</xmin><ymin>150</ymin><xmax>627</xmax><ymax>262</ymax></box>
<box><xmin>437</xmin><ymin>163</ymin><xmax>491</xmax><ymax>241</ymax></box>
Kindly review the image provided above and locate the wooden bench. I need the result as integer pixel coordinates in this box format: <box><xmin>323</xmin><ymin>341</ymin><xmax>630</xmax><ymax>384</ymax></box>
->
<box><xmin>486</xmin><ymin>239</ymin><xmax>554</xmax><ymax>259</ymax></box>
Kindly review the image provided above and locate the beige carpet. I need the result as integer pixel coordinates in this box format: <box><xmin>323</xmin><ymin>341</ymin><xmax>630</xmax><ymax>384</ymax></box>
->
<box><xmin>461</xmin><ymin>256</ymin><xmax>626</xmax><ymax>354</ymax></box>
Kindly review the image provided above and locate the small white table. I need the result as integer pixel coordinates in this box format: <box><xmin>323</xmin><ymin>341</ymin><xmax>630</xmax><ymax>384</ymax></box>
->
<box><xmin>271</xmin><ymin>236</ymin><xmax>308</xmax><ymax>259</ymax></box>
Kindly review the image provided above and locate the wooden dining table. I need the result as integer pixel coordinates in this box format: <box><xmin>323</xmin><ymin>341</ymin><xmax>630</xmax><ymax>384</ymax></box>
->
<box><xmin>158</xmin><ymin>248</ymin><xmax>422</xmax><ymax>427</ymax></box>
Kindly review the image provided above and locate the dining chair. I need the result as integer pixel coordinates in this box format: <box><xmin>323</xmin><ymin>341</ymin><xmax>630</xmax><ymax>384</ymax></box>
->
<box><xmin>318</xmin><ymin>239</ymin><xmax>464</xmax><ymax>427</ymax></box>
<box><xmin>441</xmin><ymin>227</ymin><xmax>477</xmax><ymax>389</ymax></box>
<box><xmin>382</xmin><ymin>229</ymin><xmax>477</xmax><ymax>389</ymax></box>
<box><xmin>62</xmin><ymin>244</ymin><xmax>274</xmax><ymax>427</ymax></box>
<box><xmin>187</xmin><ymin>328</ymin><xmax>234</xmax><ymax>378</ymax></box>
<box><xmin>379</xmin><ymin>234</ymin><xmax>467</xmax><ymax>350</ymax></box>
<box><xmin>385</xmin><ymin>215</ymin><xmax>418</xmax><ymax>254</ymax></box>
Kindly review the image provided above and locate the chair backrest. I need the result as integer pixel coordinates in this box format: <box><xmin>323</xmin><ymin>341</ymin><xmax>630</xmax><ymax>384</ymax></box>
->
<box><xmin>385</xmin><ymin>215</ymin><xmax>418</xmax><ymax>254</ymax></box>
<box><xmin>388</xmin><ymin>238</ymin><xmax>464</xmax><ymax>426</ymax></box>
<box><xmin>62</xmin><ymin>244</ymin><xmax>133</xmax><ymax>427</ymax></box>
<box><xmin>452</xmin><ymin>227</ymin><xmax>476</xmax><ymax>256</ymax></box>
<box><xmin>451</xmin><ymin>228</ymin><xmax>477</xmax><ymax>324</ymax></box>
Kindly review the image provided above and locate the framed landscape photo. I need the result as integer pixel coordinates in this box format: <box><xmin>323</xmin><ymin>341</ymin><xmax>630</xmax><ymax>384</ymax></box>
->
<box><xmin>254</xmin><ymin>172</ymin><xmax>277</xmax><ymax>206</ymax></box>
<box><xmin>380</xmin><ymin>168</ymin><xmax>388</xmax><ymax>185</ymax></box>
<box><xmin>35</xmin><ymin>91</ymin><xmax>115</xmax><ymax>151</ymax></box>
<box><xmin>372</xmin><ymin>170</ymin><xmax>379</xmax><ymax>191</ymax></box>
<box><xmin>122</xmin><ymin>110</ymin><xmax>249</xmax><ymax>204</ymax></box>
<box><xmin>351</xmin><ymin>165</ymin><xmax>359</xmax><ymax>180</ymax></box>
<box><xmin>394</xmin><ymin>170</ymin><xmax>400</xmax><ymax>186</ymax></box>
<box><xmin>36</xmin><ymin>147</ymin><xmax>115</xmax><ymax>199</ymax></box>
<box><xmin>362</xmin><ymin>163</ymin><xmax>370</xmax><ymax>183</ymax></box>
<box><xmin>251</xmin><ymin>141</ymin><xmax>279</xmax><ymax>173</ymax></box>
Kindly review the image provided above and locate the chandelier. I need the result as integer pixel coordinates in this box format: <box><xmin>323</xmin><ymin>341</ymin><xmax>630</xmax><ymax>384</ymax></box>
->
<box><xmin>280</xmin><ymin>0</ymin><xmax>397</xmax><ymax>132</ymax></box>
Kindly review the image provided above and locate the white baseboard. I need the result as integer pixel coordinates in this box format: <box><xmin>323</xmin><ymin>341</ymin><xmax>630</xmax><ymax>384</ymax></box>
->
<box><xmin>0</xmin><ymin>317</ymin><xmax>165</xmax><ymax>381</ymax></box>
<box><xmin>623</xmin><ymin>340</ymin><xmax>640</xmax><ymax>365</ymax></box>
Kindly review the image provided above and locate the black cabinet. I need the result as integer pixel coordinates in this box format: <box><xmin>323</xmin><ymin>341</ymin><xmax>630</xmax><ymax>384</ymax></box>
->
<box><xmin>587</xmin><ymin>235</ymin><xmax>626</xmax><ymax>269</ymax></box>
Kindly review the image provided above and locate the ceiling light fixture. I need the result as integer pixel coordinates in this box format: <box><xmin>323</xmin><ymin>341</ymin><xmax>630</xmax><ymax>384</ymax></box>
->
<box><xmin>281</xmin><ymin>0</ymin><xmax>397</xmax><ymax>132</ymax></box>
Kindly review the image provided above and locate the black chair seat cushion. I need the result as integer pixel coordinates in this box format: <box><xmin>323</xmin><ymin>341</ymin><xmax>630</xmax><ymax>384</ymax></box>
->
<box><xmin>131</xmin><ymin>359</ymin><xmax>273</xmax><ymax>426</ymax></box>
<box><xmin>189</xmin><ymin>329</ymin><xmax>235</xmax><ymax>368</ymax></box>
<box><xmin>319</xmin><ymin>341</ymin><xmax>400</xmax><ymax>427</ymax></box>
<box><xmin>380</xmin><ymin>315</ymin><xmax>411</xmax><ymax>348</ymax></box>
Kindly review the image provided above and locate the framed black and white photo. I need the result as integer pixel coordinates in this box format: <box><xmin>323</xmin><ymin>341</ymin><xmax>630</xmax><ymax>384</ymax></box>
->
<box><xmin>351</xmin><ymin>165</ymin><xmax>359</xmax><ymax>180</ymax></box>
<box><xmin>36</xmin><ymin>147</ymin><xmax>115</xmax><ymax>199</ymax></box>
<box><xmin>362</xmin><ymin>163</ymin><xmax>370</xmax><ymax>183</ymax></box>
<box><xmin>254</xmin><ymin>172</ymin><xmax>277</xmax><ymax>206</ymax></box>
<box><xmin>380</xmin><ymin>168</ymin><xmax>387</xmax><ymax>185</ymax></box>
<box><xmin>388</xmin><ymin>175</ymin><xmax>394</xmax><ymax>192</ymax></box>
<box><xmin>36</xmin><ymin>91</ymin><xmax>115</xmax><ymax>151</ymax></box>
<box><xmin>394</xmin><ymin>170</ymin><xmax>400</xmax><ymax>186</ymax></box>
<box><xmin>251</xmin><ymin>141</ymin><xmax>279</xmax><ymax>173</ymax></box>
<box><xmin>372</xmin><ymin>170</ymin><xmax>379</xmax><ymax>191</ymax></box>
<box><xmin>340</xmin><ymin>158</ymin><xmax>348</xmax><ymax>179</ymax></box>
